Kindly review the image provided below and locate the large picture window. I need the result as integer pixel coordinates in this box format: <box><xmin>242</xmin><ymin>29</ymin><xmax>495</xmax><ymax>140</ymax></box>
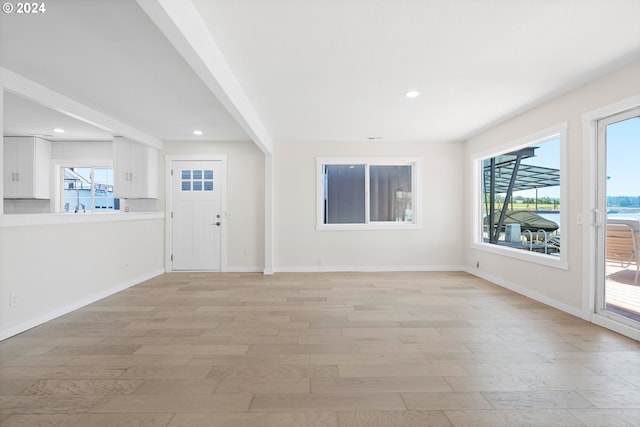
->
<box><xmin>474</xmin><ymin>124</ymin><xmax>567</xmax><ymax>267</ymax></box>
<box><xmin>317</xmin><ymin>158</ymin><xmax>420</xmax><ymax>229</ymax></box>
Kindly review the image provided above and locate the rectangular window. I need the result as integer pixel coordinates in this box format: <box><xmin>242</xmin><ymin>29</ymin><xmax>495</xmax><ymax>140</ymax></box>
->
<box><xmin>62</xmin><ymin>167</ymin><xmax>119</xmax><ymax>212</ymax></box>
<box><xmin>317</xmin><ymin>158</ymin><xmax>420</xmax><ymax>229</ymax></box>
<box><xmin>474</xmin><ymin>124</ymin><xmax>567</xmax><ymax>267</ymax></box>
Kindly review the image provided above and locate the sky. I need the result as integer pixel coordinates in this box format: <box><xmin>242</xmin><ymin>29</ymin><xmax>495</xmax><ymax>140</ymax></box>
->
<box><xmin>606</xmin><ymin>116</ymin><xmax>640</xmax><ymax>197</ymax></box>
<box><xmin>514</xmin><ymin>136</ymin><xmax>560</xmax><ymax>200</ymax></box>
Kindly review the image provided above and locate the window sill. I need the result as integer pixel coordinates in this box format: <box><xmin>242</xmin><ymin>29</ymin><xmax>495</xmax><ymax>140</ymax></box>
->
<box><xmin>471</xmin><ymin>241</ymin><xmax>568</xmax><ymax>270</ymax></box>
<box><xmin>0</xmin><ymin>211</ymin><xmax>165</xmax><ymax>227</ymax></box>
<box><xmin>317</xmin><ymin>223</ymin><xmax>423</xmax><ymax>231</ymax></box>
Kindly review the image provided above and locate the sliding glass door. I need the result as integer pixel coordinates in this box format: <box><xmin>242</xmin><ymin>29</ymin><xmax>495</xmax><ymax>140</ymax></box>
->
<box><xmin>596</xmin><ymin>108</ymin><xmax>640</xmax><ymax>326</ymax></box>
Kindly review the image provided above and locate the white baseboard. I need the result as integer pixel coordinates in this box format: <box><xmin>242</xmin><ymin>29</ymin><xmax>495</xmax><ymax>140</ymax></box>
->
<box><xmin>223</xmin><ymin>266</ymin><xmax>263</xmax><ymax>273</ymax></box>
<box><xmin>0</xmin><ymin>269</ymin><xmax>164</xmax><ymax>341</ymax></box>
<box><xmin>274</xmin><ymin>265</ymin><xmax>466</xmax><ymax>273</ymax></box>
<box><xmin>464</xmin><ymin>267</ymin><xmax>586</xmax><ymax>320</ymax></box>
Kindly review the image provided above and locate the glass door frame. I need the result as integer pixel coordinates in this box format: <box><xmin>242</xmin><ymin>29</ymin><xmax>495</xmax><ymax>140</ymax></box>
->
<box><xmin>595</xmin><ymin>108</ymin><xmax>640</xmax><ymax>327</ymax></box>
<box><xmin>582</xmin><ymin>96</ymin><xmax>640</xmax><ymax>341</ymax></box>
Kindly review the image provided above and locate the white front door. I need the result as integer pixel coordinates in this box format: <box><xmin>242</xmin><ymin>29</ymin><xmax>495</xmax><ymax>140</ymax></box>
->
<box><xmin>171</xmin><ymin>160</ymin><xmax>223</xmax><ymax>270</ymax></box>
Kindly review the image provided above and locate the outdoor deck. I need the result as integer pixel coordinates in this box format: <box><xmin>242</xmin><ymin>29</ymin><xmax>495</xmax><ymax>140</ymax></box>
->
<box><xmin>605</xmin><ymin>264</ymin><xmax>640</xmax><ymax>320</ymax></box>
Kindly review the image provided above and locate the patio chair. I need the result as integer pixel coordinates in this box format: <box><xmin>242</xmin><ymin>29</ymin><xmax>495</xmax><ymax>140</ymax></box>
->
<box><xmin>606</xmin><ymin>223</ymin><xmax>640</xmax><ymax>284</ymax></box>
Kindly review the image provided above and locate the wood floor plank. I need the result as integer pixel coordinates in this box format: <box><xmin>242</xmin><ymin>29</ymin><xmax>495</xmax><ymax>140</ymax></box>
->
<box><xmin>338</xmin><ymin>410</ymin><xmax>452</xmax><ymax>427</ymax></box>
<box><xmin>401</xmin><ymin>391</ymin><xmax>493</xmax><ymax>410</ymax></box>
<box><xmin>0</xmin><ymin>271</ymin><xmax>638</xmax><ymax>423</ymax></box>
<box><xmin>250</xmin><ymin>392</ymin><xmax>406</xmax><ymax>412</ymax></box>
<box><xmin>311</xmin><ymin>376</ymin><xmax>452</xmax><ymax>393</ymax></box>
<box><xmin>168</xmin><ymin>412</ymin><xmax>338</xmax><ymax>427</ymax></box>
<box><xmin>444</xmin><ymin>409</ymin><xmax>585</xmax><ymax>426</ymax></box>
<box><xmin>90</xmin><ymin>393</ymin><xmax>252</xmax><ymax>413</ymax></box>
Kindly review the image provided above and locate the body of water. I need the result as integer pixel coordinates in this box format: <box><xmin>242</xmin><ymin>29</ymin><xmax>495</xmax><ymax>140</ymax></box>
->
<box><xmin>537</xmin><ymin>210</ymin><xmax>640</xmax><ymax>233</ymax></box>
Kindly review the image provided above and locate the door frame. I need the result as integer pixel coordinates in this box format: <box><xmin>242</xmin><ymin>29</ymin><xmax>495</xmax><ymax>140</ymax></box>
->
<box><xmin>165</xmin><ymin>155</ymin><xmax>228</xmax><ymax>272</ymax></box>
<box><xmin>582</xmin><ymin>95</ymin><xmax>640</xmax><ymax>340</ymax></box>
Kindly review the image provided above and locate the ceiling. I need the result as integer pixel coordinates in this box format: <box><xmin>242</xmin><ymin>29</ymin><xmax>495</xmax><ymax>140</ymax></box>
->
<box><xmin>2</xmin><ymin>0</ymin><xmax>640</xmax><ymax>146</ymax></box>
<box><xmin>3</xmin><ymin>92</ymin><xmax>114</xmax><ymax>141</ymax></box>
<box><xmin>0</xmin><ymin>0</ymin><xmax>249</xmax><ymax>142</ymax></box>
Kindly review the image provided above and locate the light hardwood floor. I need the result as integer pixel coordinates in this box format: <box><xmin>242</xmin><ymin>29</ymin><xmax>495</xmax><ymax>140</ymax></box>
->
<box><xmin>1</xmin><ymin>272</ymin><xmax>640</xmax><ymax>426</ymax></box>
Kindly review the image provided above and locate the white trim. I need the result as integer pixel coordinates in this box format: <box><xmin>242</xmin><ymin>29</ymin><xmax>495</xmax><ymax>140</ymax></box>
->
<box><xmin>165</xmin><ymin>155</ymin><xmax>228</xmax><ymax>273</ymax></box>
<box><xmin>316</xmin><ymin>157</ymin><xmax>422</xmax><ymax>230</ymax></box>
<box><xmin>581</xmin><ymin>112</ymin><xmax>598</xmax><ymax>320</ymax></box>
<box><xmin>0</xmin><ymin>211</ymin><xmax>163</xmax><ymax>227</ymax></box>
<box><xmin>470</xmin><ymin>242</ymin><xmax>568</xmax><ymax>270</ymax></box>
<box><xmin>0</xmin><ymin>269</ymin><xmax>164</xmax><ymax>341</ymax></box>
<box><xmin>470</xmin><ymin>122</ymin><xmax>568</xmax><ymax>269</ymax></box>
<box><xmin>264</xmin><ymin>153</ymin><xmax>274</xmax><ymax>275</ymax></box>
<box><xmin>471</xmin><ymin>122</ymin><xmax>568</xmax><ymax>161</ymax></box>
<box><xmin>275</xmin><ymin>265</ymin><xmax>465</xmax><ymax>273</ymax></box>
<box><xmin>225</xmin><ymin>266</ymin><xmax>263</xmax><ymax>273</ymax></box>
<box><xmin>465</xmin><ymin>268</ymin><xmax>586</xmax><ymax>320</ymax></box>
<box><xmin>318</xmin><ymin>223</ymin><xmax>424</xmax><ymax>231</ymax></box>
<box><xmin>581</xmin><ymin>94</ymin><xmax>640</xmax><ymax>123</ymax></box>
<box><xmin>0</xmin><ymin>67</ymin><xmax>162</xmax><ymax>150</ymax></box>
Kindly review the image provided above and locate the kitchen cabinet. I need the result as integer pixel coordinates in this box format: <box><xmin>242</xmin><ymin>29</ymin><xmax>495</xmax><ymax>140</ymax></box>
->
<box><xmin>113</xmin><ymin>136</ymin><xmax>158</xmax><ymax>199</ymax></box>
<box><xmin>3</xmin><ymin>136</ymin><xmax>51</xmax><ymax>199</ymax></box>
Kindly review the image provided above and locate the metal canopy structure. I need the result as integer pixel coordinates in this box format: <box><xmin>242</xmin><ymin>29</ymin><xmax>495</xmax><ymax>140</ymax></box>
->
<box><xmin>483</xmin><ymin>163</ymin><xmax>560</xmax><ymax>193</ymax></box>
<box><xmin>483</xmin><ymin>147</ymin><xmax>560</xmax><ymax>244</ymax></box>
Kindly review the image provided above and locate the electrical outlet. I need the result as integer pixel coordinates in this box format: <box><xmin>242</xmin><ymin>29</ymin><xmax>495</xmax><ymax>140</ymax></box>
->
<box><xmin>9</xmin><ymin>293</ymin><xmax>19</xmax><ymax>307</ymax></box>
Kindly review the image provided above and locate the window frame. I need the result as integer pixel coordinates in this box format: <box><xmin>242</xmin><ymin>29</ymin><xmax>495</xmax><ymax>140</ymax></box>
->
<box><xmin>54</xmin><ymin>160</ymin><xmax>119</xmax><ymax>213</ymax></box>
<box><xmin>471</xmin><ymin>123</ymin><xmax>568</xmax><ymax>269</ymax></box>
<box><xmin>316</xmin><ymin>157</ymin><xmax>422</xmax><ymax>230</ymax></box>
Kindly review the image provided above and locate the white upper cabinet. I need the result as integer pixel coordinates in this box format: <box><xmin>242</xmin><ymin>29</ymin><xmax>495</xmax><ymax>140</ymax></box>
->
<box><xmin>3</xmin><ymin>136</ymin><xmax>51</xmax><ymax>199</ymax></box>
<box><xmin>113</xmin><ymin>136</ymin><xmax>158</xmax><ymax>199</ymax></box>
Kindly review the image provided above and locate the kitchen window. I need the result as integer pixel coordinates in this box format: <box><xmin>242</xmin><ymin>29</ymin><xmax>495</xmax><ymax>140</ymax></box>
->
<box><xmin>62</xmin><ymin>167</ymin><xmax>119</xmax><ymax>212</ymax></box>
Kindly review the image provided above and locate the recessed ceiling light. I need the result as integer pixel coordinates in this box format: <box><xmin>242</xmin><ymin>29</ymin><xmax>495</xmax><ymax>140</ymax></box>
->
<box><xmin>52</xmin><ymin>128</ymin><xmax>65</xmax><ymax>133</ymax></box>
<box><xmin>193</xmin><ymin>130</ymin><xmax>203</xmax><ymax>135</ymax></box>
<box><xmin>405</xmin><ymin>90</ymin><xmax>420</xmax><ymax>98</ymax></box>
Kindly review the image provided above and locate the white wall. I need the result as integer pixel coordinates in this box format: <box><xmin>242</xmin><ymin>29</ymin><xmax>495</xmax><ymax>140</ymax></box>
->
<box><xmin>0</xmin><ymin>216</ymin><xmax>164</xmax><ymax>339</ymax></box>
<box><xmin>163</xmin><ymin>140</ymin><xmax>265</xmax><ymax>271</ymax></box>
<box><xmin>273</xmin><ymin>140</ymin><xmax>465</xmax><ymax>271</ymax></box>
<box><xmin>464</xmin><ymin>59</ymin><xmax>640</xmax><ymax>314</ymax></box>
